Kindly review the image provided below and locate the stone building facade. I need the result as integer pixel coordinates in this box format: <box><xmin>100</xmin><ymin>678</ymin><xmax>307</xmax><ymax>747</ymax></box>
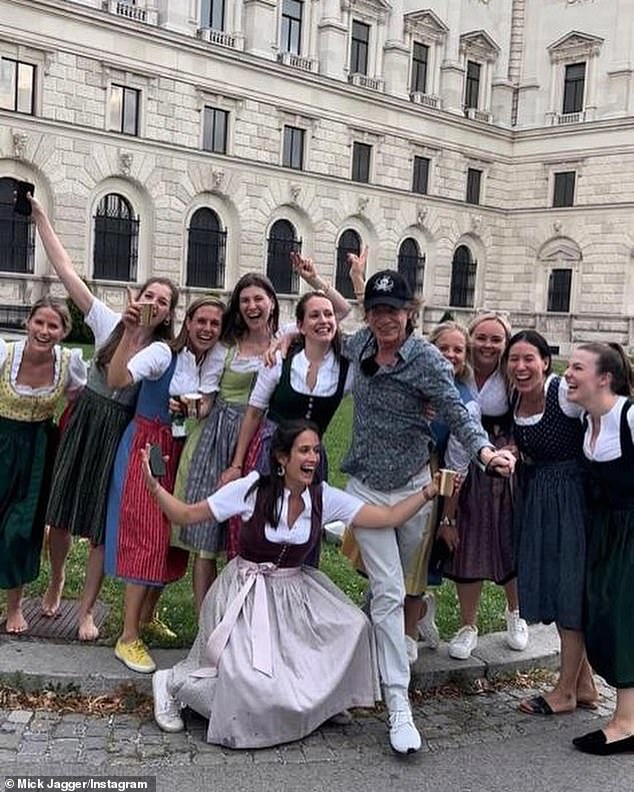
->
<box><xmin>1</xmin><ymin>0</ymin><xmax>633</xmax><ymax>350</ymax></box>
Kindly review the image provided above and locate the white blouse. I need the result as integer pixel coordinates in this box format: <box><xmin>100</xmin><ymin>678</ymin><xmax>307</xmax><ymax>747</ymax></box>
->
<box><xmin>0</xmin><ymin>338</ymin><xmax>87</xmax><ymax>397</ymax></box>
<box><xmin>582</xmin><ymin>396</ymin><xmax>634</xmax><ymax>462</ymax></box>
<box><xmin>126</xmin><ymin>342</ymin><xmax>224</xmax><ymax>396</ymax></box>
<box><xmin>249</xmin><ymin>349</ymin><xmax>353</xmax><ymax>410</ymax></box>
<box><xmin>207</xmin><ymin>470</ymin><xmax>364</xmax><ymax>545</ymax></box>
<box><xmin>468</xmin><ymin>368</ymin><xmax>509</xmax><ymax>417</ymax></box>
<box><xmin>514</xmin><ymin>374</ymin><xmax>584</xmax><ymax>426</ymax></box>
<box><xmin>84</xmin><ymin>298</ymin><xmax>121</xmax><ymax>351</ymax></box>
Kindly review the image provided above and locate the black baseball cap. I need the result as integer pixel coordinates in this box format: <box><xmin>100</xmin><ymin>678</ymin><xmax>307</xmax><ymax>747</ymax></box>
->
<box><xmin>364</xmin><ymin>269</ymin><xmax>413</xmax><ymax>310</ymax></box>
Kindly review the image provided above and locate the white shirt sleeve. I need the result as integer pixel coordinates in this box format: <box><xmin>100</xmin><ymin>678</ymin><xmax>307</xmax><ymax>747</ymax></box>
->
<box><xmin>127</xmin><ymin>342</ymin><xmax>172</xmax><ymax>383</ymax></box>
<box><xmin>322</xmin><ymin>482</ymin><xmax>365</xmax><ymax>526</ymax></box>
<box><xmin>199</xmin><ymin>343</ymin><xmax>228</xmax><ymax>394</ymax></box>
<box><xmin>206</xmin><ymin>471</ymin><xmax>259</xmax><ymax>523</ymax></box>
<box><xmin>169</xmin><ymin>348</ymin><xmax>201</xmax><ymax>397</ymax></box>
<box><xmin>0</xmin><ymin>338</ymin><xmax>7</xmax><ymax>371</ymax></box>
<box><xmin>65</xmin><ymin>348</ymin><xmax>88</xmax><ymax>395</ymax></box>
<box><xmin>343</xmin><ymin>361</ymin><xmax>354</xmax><ymax>395</ymax></box>
<box><xmin>84</xmin><ymin>298</ymin><xmax>121</xmax><ymax>350</ymax></box>
<box><xmin>249</xmin><ymin>353</ymin><xmax>282</xmax><ymax>409</ymax></box>
<box><xmin>445</xmin><ymin>400</ymin><xmax>481</xmax><ymax>476</ymax></box>
<box><xmin>558</xmin><ymin>376</ymin><xmax>585</xmax><ymax>418</ymax></box>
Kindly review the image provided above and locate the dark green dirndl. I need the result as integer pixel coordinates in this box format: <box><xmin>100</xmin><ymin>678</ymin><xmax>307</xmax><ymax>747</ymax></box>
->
<box><xmin>0</xmin><ymin>416</ymin><xmax>58</xmax><ymax>589</ymax></box>
<box><xmin>45</xmin><ymin>386</ymin><xmax>134</xmax><ymax>545</ymax></box>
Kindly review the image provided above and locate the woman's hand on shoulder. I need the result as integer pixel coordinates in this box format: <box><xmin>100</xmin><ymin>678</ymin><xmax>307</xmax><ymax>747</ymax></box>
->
<box><xmin>217</xmin><ymin>465</ymin><xmax>242</xmax><ymax>489</ymax></box>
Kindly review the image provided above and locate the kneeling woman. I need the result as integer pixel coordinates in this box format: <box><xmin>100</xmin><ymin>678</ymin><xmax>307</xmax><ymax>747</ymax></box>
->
<box><xmin>142</xmin><ymin>420</ymin><xmax>439</xmax><ymax>750</ymax></box>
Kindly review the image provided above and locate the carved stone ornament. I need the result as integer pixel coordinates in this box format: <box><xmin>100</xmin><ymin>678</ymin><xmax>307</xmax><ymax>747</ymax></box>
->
<box><xmin>553</xmin><ymin>219</ymin><xmax>563</xmax><ymax>235</ymax></box>
<box><xmin>12</xmin><ymin>132</ymin><xmax>28</xmax><ymax>159</ymax></box>
<box><xmin>547</xmin><ymin>31</ymin><xmax>603</xmax><ymax>64</ymax></box>
<box><xmin>471</xmin><ymin>214</ymin><xmax>482</xmax><ymax>232</ymax></box>
<box><xmin>357</xmin><ymin>196</ymin><xmax>369</xmax><ymax>214</ymax></box>
<box><xmin>212</xmin><ymin>169</ymin><xmax>225</xmax><ymax>190</ymax></box>
<box><xmin>118</xmin><ymin>151</ymin><xmax>133</xmax><ymax>176</ymax></box>
<box><xmin>416</xmin><ymin>206</ymin><xmax>428</xmax><ymax>228</ymax></box>
<box><xmin>289</xmin><ymin>183</ymin><xmax>301</xmax><ymax>203</ymax></box>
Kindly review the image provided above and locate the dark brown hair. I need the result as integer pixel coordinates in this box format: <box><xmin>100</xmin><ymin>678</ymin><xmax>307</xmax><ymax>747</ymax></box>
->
<box><xmin>170</xmin><ymin>296</ymin><xmax>226</xmax><ymax>354</ymax></box>
<box><xmin>221</xmin><ymin>273</ymin><xmax>279</xmax><ymax>345</ymax></box>
<box><xmin>577</xmin><ymin>342</ymin><xmax>634</xmax><ymax>397</ymax></box>
<box><xmin>95</xmin><ymin>277</ymin><xmax>179</xmax><ymax>370</ymax></box>
<box><xmin>290</xmin><ymin>290</ymin><xmax>342</xmax><ymax>360</ymax></box>
<box><xmin>502</xmin><ymin>330</ymin><xmax>553</xmax><ymax>376</ymax></box>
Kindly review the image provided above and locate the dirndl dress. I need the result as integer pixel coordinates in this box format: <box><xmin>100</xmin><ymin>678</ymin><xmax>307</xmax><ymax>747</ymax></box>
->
<box><xmin>513</xmin><ymin>376</ymin><xmax>586</xmax><ymax>629</ymax></box>
<box><xmin>166</xmin><ymin>483</ymin><xmax>379</xmax><ymax>748</ymax></box>
<box><xmin>104</xmin><ymin>355</ymin><xmax>188</xmax><ymax>585</ymax></box>
<box><xmin>0</xmin><ymin>344</ymin><xmax>72</xmax><ymax>589</ymax></box>
<box><xmin>46</xmin><ymin>362</ymin><xmax>138</xmax><ymax>544</ymax></box>
<box><xmin>584</xmin><ymin>398</ymin><xmax>634</xmax><ymax>688</ymax></box>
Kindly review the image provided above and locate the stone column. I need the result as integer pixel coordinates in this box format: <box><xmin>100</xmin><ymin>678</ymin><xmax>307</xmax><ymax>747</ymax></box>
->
<box><xmin>317</xmin><ymin>0</ymin><xmax>348</xmax><ymax>79</ymax></box>
<box><xmin>243</xmin><ymin>0</ymin><xmax>277</xmax><ymax>60</ymax></box>
<box><xmin>155</xmin><ymin>0</ymin><xmax>197</xmax><ymax>35</ymax></box>
<box><xmin>383</xmin><ymin>0</ymin><xmax>409</xmax><ymax>98</ymax></box>
<box><xmin>440</xmin><ymin>1</ymin><xmax>464</xmax><ymax>114</ymax></box>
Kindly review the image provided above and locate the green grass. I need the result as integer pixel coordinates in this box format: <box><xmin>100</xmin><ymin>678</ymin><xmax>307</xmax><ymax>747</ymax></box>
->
<box><xmin>1</xmin><ymin>349</ymin><xmax>508</xmax><ymax>646</ymax></box>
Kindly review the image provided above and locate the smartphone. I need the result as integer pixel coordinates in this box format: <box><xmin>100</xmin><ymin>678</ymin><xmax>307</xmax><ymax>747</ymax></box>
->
<box><xmin>148</xmin><ymin>444</ymin><xmax>166</xmax><ymax>478</ymax></box>
<box><xmin>13</xmin><ymin>181</ymin><xmax>35</xmax><ymax>216</ymax></box>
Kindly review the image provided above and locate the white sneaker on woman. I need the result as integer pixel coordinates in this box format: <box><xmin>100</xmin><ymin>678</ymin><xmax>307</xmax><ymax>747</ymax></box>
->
<box><xmin>505</xmin><ymin>609</ymin><xmax>529</xmax><ymax>651</ymax></box>
<box><xmin>152</xmin><ymin>670</ymin><xmax>184</xmax><ymax>733</ymax></box>
<box><xmin>448</xmin><ymin>625</ymin><xmax>478</xmax><ymax>660</ymax></box>
<box><xmin>388</xmin><ymin>707</ymin><xmax>422</xmax><ymax>754</ymax></box>
<box><xmin>417</xmin><ymin>593</ymin><xmax>440</xmax><ymax>649</ymax></box>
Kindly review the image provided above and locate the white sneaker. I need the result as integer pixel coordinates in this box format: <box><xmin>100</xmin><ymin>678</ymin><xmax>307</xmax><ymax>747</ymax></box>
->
<box><xmin>417</xmin><ymin>593</ymin><xmax>440</xmax><ymax>650</ymax></box>
<box><xmin>448</xmin><ymin>625</ymin><xmax>478</xmax><ymax>660</ymax></box>
<box><xmin>405</xmin><ymin>634</ymin><xmax>419</xmax><ymax>665</ymax></box>
<box><xmin>388</xmin><ymin>707</ymin><xmax>422</xmax><ymax>754</ymax></box>
<box><xmin>152</xmin><ymin>670</ymin><xmax>184</xmax><ymax>733</ymax></box>
<box><xmin>505</xmin><ymin>609</ymin><xmax>529</xmax><ymax>651</ymax></box>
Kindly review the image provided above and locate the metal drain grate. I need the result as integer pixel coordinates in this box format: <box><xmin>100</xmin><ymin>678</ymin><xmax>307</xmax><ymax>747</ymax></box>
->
<box><xmin>0</xmin><ymin>598</ymin><xmax>109</xmax><ymax>640</ymax></box>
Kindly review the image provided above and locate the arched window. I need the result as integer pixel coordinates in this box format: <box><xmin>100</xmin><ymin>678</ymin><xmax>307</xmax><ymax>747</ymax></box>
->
<box><xmin>0</xmin><ymin>177</ymin><xmax>34</xmax><ymax>274</ymax></box>
<box><xmin>449</xmin><ymin>245</ymin><xmax>476</xmax><ymax>307</ymax></box>
<box><xmin>93</xmin><ymin>193</ymin><xmax>139</xmax><ymax>281</ymax></box>
<box><xmin>397</xmin><ymin>237</ymin><xmax>425</xmax><ymax>295</ymax></box>
<box><xmin>335</xmin><ymin>229</ymin><xmax>361</xmax><ymax>299</ymax></box>
<box><xmin>186</xmin><ymin>208</ymin><xmax>226</xmax><ymax>288</ymax></box>
<box><xmin>266</xmin><ymin>219</ymin><xmax>301</xmax><ymax>294</ymax></box>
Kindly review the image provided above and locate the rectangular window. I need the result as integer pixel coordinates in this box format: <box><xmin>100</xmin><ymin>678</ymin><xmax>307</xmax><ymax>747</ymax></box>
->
<box><xmin>552</xmin><ymin>171</ymin><xmax>576</xmax><ymax>207</ymax></box>
<box><xmin>0</xmin><ymin>58</ymin><xmax>35</xmax><ymax>114</ymax></box>
<box><xmin>410</xmin><ymin>42</ymin><xmax>429</xmax><ymax>94</ymax></box>
<box><xmin>203</xmin><ymin>106</ymin><xmax>228</xmax><ymax>154</ymax></box>
<box><xmin>108</xmin><ymin>85</ymin><xmax>139</xmax><ymax>136</ymax></box>
<box><xmin>466</xmin><ymin>168</ymin><xmax>482</xmax><ymax>205</ymax></box>
<box><xmin>282</xmin><ymin>125</ymin><xmax>305</xmax><ymax>170</ymax></box>
<box><xmin>464</xmin><ymin>60</ymin><xmax>480</xmax><ymax>110</ymax></box>
<box><xmin>352</xmin><ymin>142</ymin><xmax>371</xmax><ymax>183</ymax></box>
<box><xmin>547</xmin><ymin>269</ymin><xmax>572</xmax><ymax>313</ymax></box>
<box><xmin>562</xmin><ymin>62</ymin><xmax>585</xmax><ymax>114</ymax></box>
<box><xmin>412</xmin><ymin>156</ymin><xmax>430</xmax><ymax>195</ymax></box>
<box><xmin>281</xmin><ymin>0</ymin><xmax>303</xmax><ymax>55</ymax></box>
<box><xmin>201</xmin><ymin>0</ymin><xmax>225</xmax><ymax>30</ymax></box>
<box><xmin>350</xmin><ymin>20</ymin><xmax>370</xmax><ymax>75</ymax></box>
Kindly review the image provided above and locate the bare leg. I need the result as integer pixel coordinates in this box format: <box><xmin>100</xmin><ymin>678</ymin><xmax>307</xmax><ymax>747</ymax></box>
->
<box><xmin>520</xmin><ymin>627</ymin><xmax>587</xmax><ymax>713</ymax></box>
<box><xmin>77</xmin><ymin>544</ymin><xmax>104</xmax><ymax>641</ymax></box>
<box><xmin>404</xmin><ymin>595</ymin><xmax>423</xmax><ymax>638</ymax></box>
<box><xmin>456</xmin><ymin>580</ymin><xmax>482</xmax><ymax>626</ymax></box>
<box><xmin>139</xmin><ymin>586</ymin><xmax>162</xmax><ymax>625</ymax></box>
<box><xmin>603</xmin><ymin>688</ymin><xmax>634</xmax><ymax>741</ymax></box>
<box><xmin>503</xmin><ymin>578</ymin><xmax>519</xmax><ymax>612</ymax></box>
<box><xmin>6</xmin><ymin>587</ymin><xmax>28</xmax><ymax>633</ymax></box>
<box><xmin>120</xmin><ymin>583</ymin><xmax>148</xmax><ymax>644</ymax></box>
<box><xmin>576</xmin><ymin>657</ymin><xmax>599</xmax><ymax>706</ymax></box>
<box><xmin>192</xmin><ymin>557</ymin><xmax>217</xmax><ymax>615</ymax></box>
<box><xmin>42</xmin><ymin>527</ymin><xmax>71</xmax><ymax>616</ymax></box>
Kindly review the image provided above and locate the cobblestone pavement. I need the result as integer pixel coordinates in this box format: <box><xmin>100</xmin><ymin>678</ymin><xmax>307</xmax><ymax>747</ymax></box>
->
<box><xmin>0</xmin><ymin>680</ymin><xmax>616</xmax><ymax>768</ymax></box>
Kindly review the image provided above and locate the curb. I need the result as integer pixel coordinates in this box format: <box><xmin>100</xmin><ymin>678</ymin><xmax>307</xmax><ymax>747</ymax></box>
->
<box><xmin>0</xmin><ymin>623</ymin><xmax>559</xmax><ymax>697</ymax></box>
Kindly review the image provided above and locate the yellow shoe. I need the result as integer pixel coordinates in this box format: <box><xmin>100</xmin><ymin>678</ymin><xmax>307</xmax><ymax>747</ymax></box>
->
<box><xmin>114</xmin><ymin>638</ymin><xmax>156</xmax><ymax>674</ymax></box>
<box><xmin>141</xmin><ymin>616</ymin><xmax>177</xmax><ymax>643</ymax></box>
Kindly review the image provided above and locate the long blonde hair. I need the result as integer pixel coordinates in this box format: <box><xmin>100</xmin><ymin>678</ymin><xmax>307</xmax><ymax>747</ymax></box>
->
<box><xmin>429</xmin><ymin>320</ymin><xmax>473</xmax><ymax>383</ymax></box>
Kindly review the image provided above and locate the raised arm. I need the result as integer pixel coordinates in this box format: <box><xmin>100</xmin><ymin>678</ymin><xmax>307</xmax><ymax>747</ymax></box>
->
<box><xmin>29</xmin><ymin>195</ymin><xmax>94</xmax><ymax>315</ymax></box>
<box><xmin>348</xmin><ymin>245</ymin><xmax>368</xmax><ymax>301</ymax></box>
<box><xmin>352</xmin><ymin>474</ymin><xmax>439</xmax><ymax>529</ymax></box>
<box><xmin>290</xmin><ymin>251</ymin><xmax>351</xmax><ymax>321</ymax></box>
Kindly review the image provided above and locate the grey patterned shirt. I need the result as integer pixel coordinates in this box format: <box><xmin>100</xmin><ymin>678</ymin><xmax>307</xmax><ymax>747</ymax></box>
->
<box><xmin>341</xmin><ymin>328</ymin><xmax>491</xmax><ymax>490</ymax></box>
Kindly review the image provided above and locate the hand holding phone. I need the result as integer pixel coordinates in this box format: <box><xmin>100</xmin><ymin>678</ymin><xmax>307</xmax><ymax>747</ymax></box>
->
<box><xmin>148</xmin><ymin>444</ymin><xmax>167</xmax><ymax>478</ymax></box>
<box><xmin>14</xmin><ymin>181</ymin><xmax>35</xmax><ymax>216</ymax></box>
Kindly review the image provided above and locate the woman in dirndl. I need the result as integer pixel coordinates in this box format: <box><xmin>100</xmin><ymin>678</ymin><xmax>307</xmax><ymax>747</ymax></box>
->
<box><xmin>0</xmin><ymin>298</ymin><xmax>86</xmax><ymax>633</ymax></box>
<box><xmin>565</xmin><ymin>343</ymin><xmax>634</xmax><ymax>756</ymax></box>
<box><xmin>505</xmin><ymin>331</ymin><xmax>596</xmax><ymax>717</ymax></box>
<box><xmin>444</xmin><ymin>313</ymin><xmax>528</xmax><ymax>660</ymax></box>
<box><xmin>171</xmin><ymin>273</ymin><xmax>280</xmax><ymax>613</ymax></box>
<box><xmin>104</xmin><ymin>294</ymin><xmax>225</xmax><ymax>673</ymax></box>
<box><xmin>145</xmin><ymin>419</ymin><xmax>439</xmax><ymax>749</ymax></box>
<box><xmin>30</xmin><ymin>194</ymin><xmax>179</xmax><ymax>640</ymax></box>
